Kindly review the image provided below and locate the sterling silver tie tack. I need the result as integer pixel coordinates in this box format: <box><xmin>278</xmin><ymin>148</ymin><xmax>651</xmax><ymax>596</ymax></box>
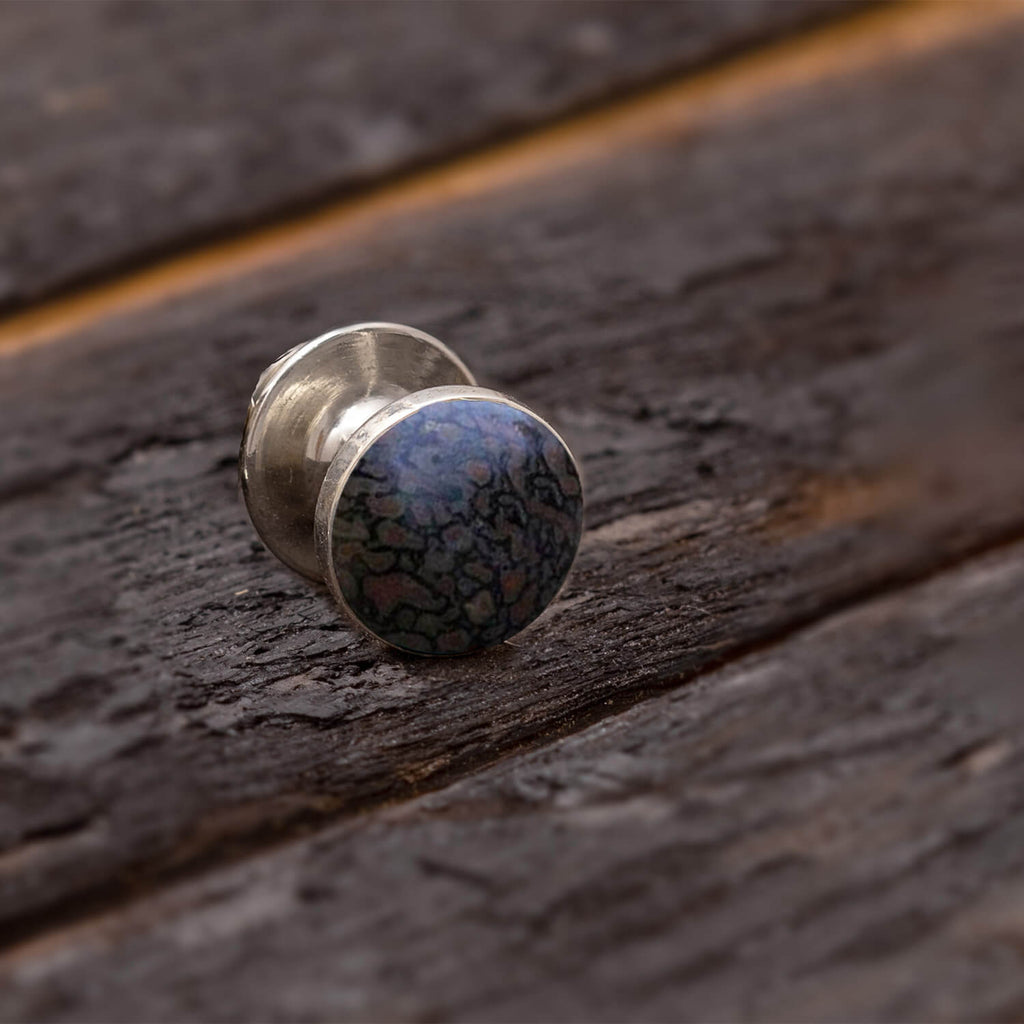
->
<box><xmin>240</xmin><ymin>323</ymin><xmax>584</xmax><ymax>655</ymax></box>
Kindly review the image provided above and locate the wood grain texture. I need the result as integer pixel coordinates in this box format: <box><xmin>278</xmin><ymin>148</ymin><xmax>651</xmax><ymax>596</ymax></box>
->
<box><xmin>2</xmin><ymin>7</ymin><xmax>1024</xmax><ymax>1002</ymax></box>
<box><xmin>4</xmin><ymin>541</ymin><xmax>1024</xmax><ymax>1022</ymax></box>
<box><xmin>0</xmin><ymin>0</ymin><xmax>854</xmax><ymax>311</ymax></box>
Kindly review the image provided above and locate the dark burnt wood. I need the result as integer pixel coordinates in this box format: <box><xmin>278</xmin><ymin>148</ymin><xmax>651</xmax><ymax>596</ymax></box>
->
<box><xmin>1</xmin><ymin>8</ymin><xmax>1024</xmax><ymax>1022</ymax></box>
<box><xmin>4</xmin><ymin>541</ymin><xmax>1024</xmax><ymax>1022</ymax></box>
<box><xmin>0</xmin><ymin>0</ymin><xmax>853</xmax><ymax>310</ymax></box>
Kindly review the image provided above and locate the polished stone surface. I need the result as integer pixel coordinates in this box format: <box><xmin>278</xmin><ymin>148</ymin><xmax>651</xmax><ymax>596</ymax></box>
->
<box><xmin>331</xmin><ymin>398</ymin><xmax>583</xmax><ymax>654</ymax></box>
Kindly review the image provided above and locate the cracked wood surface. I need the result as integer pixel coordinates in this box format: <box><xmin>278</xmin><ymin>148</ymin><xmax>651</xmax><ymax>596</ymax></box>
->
<box><xmin>0</xmin><ymin>0</ymin><xmax>853</xmax><ymax>311</ymax></box>
<box><xmin>4</xmin><ymin>541</ymin><xmax>1024</xmax><ymax>1022</ymax></box>
<box><xmin>2</xmin><ymin>6</ymin><xmax>1024</xmax><ymax>1020</ymax></box>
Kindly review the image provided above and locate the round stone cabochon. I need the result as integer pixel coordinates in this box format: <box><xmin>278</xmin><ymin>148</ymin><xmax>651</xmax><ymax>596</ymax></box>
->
<box><xmin>331</xmin><ymin>398</ymin><xmax>583</xmax><ymax>654</ymax></box>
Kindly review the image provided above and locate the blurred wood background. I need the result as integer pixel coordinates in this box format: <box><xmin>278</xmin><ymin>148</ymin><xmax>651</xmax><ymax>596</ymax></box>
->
<box><xmin>2</xmin><ymin>1</ymin><xmax>1024</xmax><ymax>1020</ymax></box>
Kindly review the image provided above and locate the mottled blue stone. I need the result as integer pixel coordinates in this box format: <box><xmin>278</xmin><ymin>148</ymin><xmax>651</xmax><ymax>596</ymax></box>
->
<box><xmin>331</xmin><ymin>398</ymin><xmax>583</xmax><ymax>654</ymax></box>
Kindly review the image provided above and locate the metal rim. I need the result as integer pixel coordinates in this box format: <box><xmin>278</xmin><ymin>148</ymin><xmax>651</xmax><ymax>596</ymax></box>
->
<box><xmin>243</xmin><ymin>322</ymin><xmax>475</xmax><ymax>416</ymax></box>
<box><xmin>314</xmin><ymin>385</ymin><xmax>583</xmax><ymax>653</ymax></box>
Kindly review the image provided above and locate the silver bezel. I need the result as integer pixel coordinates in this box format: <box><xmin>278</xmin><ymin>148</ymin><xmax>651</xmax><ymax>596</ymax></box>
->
<box><xmin>314</xmin><ymin>385</ymin><xmax>583</xmax><ymax>653</ymax></box>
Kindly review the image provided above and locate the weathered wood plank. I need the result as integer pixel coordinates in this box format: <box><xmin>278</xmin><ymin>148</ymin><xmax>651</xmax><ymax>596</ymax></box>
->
<box><xmin>0</xmin><ymin>0</ymin><xmax>856</xmax><ymax>310</ymax></box>
<box><xmin>2</xmin><ymin>7</ymin><xmax>1024</xmax><ymax>957</ymax></box>
<box><xmin>4</xmin><ymin>541</ymin><xmax>1024</xmax><ymax>1022</ymax></box>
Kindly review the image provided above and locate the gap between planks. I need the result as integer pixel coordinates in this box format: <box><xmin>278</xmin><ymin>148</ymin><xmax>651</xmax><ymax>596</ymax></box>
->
<box><xmin>0</xmin><ymin>0</ymin><xmax>1019</xmax><ymax>356</ymax></box>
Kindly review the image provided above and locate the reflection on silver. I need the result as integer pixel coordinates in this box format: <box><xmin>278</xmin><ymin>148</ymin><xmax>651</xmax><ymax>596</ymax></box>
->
<box><xmin>240</xmin><ymin>322</ymin><xmax>474</xmax><ymax>580</ymax></box>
